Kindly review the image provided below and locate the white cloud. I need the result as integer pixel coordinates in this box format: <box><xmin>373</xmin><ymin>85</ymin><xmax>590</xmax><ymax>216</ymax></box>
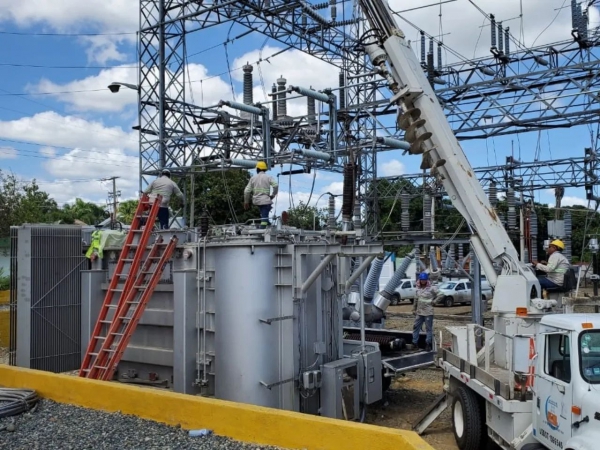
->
<box><xmin>28</xmin><ymin>65</ymin><xmax>138</xmax><ymax>112</ymax></box>
<box><xmin>393</xmin><ymin>0</ymin><xmax>585</xmax><ymax>64</ymax></box>
<box><xmin>0</xmin><ymin>0</ymin><xmax>138</xmax><ymax>63</ymax></box>
<box><xmin>379</xmin><ymin>159</ymin><xmax>406</xmax><ymax>176</ymax></box>
<box><xmin>30</xmin><ymin>63</ymin><xmax>232</xmax><ymax>113</ymax></box>
<box><xmin>0</xmin><ymin>147</ymin><xmax>18</xmax><ymax>159</ymax></box>
<box><xmin>232</xmin><ymin>46</ymin><xmax>339</xmax><ymax>117</ymax></box>
<box><xmin>39</xmin><ymin>148</ymin><xmax>139</xmax><ymax>205</ymax></box>
<box><xmin>559</xmin><ymin>196</ymin><xmax>589</xmax><ymax>208</ymax></box>
<box><xmin>0</xmin><ymin>111</ymin><xmax>137</xmax><ymax>152</ymax></box>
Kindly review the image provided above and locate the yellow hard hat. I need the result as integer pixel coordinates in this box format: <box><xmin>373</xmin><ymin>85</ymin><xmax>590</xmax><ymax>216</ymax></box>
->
<box><xmin>550</xmin><ymin>239</ymin><xmax>565</xmax><ymax>250</ymax></box>
<box><xmin>256</xmin><ymin>161</ymin><xmax>268</xmax><ymax>170</ymax></box>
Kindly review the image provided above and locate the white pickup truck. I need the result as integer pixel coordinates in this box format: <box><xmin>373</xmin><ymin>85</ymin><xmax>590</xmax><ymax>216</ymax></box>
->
<box><xmin>434</xmin><ymin>279</ymin><xmax>493</xmax><ymax>307</ymax></box>
<box><xmin>390</xmin><ymin>278</ymin><xmax>417</xmax><ymax>305</ymax></box>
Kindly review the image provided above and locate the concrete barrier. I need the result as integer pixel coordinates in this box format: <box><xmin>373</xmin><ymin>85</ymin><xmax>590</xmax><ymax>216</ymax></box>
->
<box><xmin>0</xmin><ymin>365</ymin><xmax>433</xmax><ymax>450</ymax></box>
<box><xmin>0</xmin><ymin>310</ymin><xmax>9</xmax><ymax>347</ymax></box>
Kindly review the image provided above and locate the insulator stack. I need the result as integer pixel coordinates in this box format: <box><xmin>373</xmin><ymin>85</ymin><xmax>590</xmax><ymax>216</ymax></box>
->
<box><xmin>420</xmin><ymin>31</ymin><xmax>426</xmax><ymax>63</ymax></box>
<box><xmin>468</xmin><ymin>250</ymin><xmax>474</xmax><ymax>275</ymax></box>
<box><xmin>364</xmin><ymin>256</ymin><xmax>385</xmax><ymax>300</ymax></box>
<box><xmin>504</xmin><ymin>27</ymin><xmax>510</xmax><ymax>56</ymax></box>
<box><xmin>423</xmin><ymin>194</ymin><xmax>432</xmax><ymax>232</ymax></box>
<box><xmin>530</xmin><ymin>209</ymin><xmax>538</xmax><ymax>262</ymax></box>
<box><xmin>401</xmin><ymin>191</ymin><xmax>410</xmax><ymax>231</ymax></box>
<box><xmin>277</xmin><ymin>76</ymin><xmax>287</xmax><ymax>118</ymax></box>
<box><xmin>414</xmin><ymin>247</ymin><xmax>421</xmax><ymax>273</ymax></box>
<box><xmin>307</xmin><ymin>94</ymin><xmax>316</xmax><ymax>125</ymax></box>
<box><xmin>497</xmin><ymin>22</ymin><xmax>504</xmax><ymax>53</ymax></box>
<box><xmin>507</xmin><ymin>188</ymin><xmax>517</xmax><ymax>230</ymax></box>
<box><xmin>458</xmin><ymin>244</ymin><xmax>464</xmax><ymax>267</ymax></box>
<box><xmin>490</xmin><ymin>14</ymin><xmax>497</xmax><ymax>48</ymax></box>
<box><xmin>437</xmin><ymin>43</ymin><xmax>442</xmax><ymax>71</ymax></box>
<box><xmin>243</xmin><ymin>63</ymin><xmax>253</xmax><ymax>105</ymax></box>
<box><xmin>327</xmin><ymin>195</ymin><xmax>336</xmax><ymax>230</ymax></box>
<box><xmin>382</xmin><ymin>251</ymin><xmax>415</xmax><ymax>295</ymax></box>
<box><xmin>330</xmin><ymin>0</ymin><xmax>336</xmax><ymax>21</ymax></box>
<box><xmin>353</xmin><ymin>203</ymin><xmax>361</xmax><ymax>232</ymax></box>
<box><xmin>339</xmin><ymin>72</ymin><xmax>346</xmax><ymax>109</ymax></box>
<box><xmin>443</xmin><ymin>248</ymin><xmax>453</xmax><ymax>270</ymax></box>
<box><xmin>489</xmin><ymin>182</ymin><xmax>498</xmax><ymax>207</ymax></box>
<box><xmin>581</xmin><ymin>9</ymin><xmax>588</xmax><ymax>40</ymax></box>
<box><xmin>564</xmin><ymin>211</ymin><xmax>572</xmax><ymax>262</ymax></box>
<box><xmin>199</xmin><ymin>213</ymin><xmax>209</xmax><ymax>237</ymax></box>
<box><xmin>429</xmin><ymin>247</ymin><xmax>438</xmax><ymax>271</ymax></box>
<box><xmin>571</xmin><ymin>0</ymin><xmax>580</xmax><ymax>30</ymax></box>
<box><xmin>341</xmin><ymin>163</ymin><xmax>354</xmax><ymax>222</ymax></box>
<box><xmin>271</xmin><ymin>83</ymin><xmax>278</xmax><ymax>120</ymax></box>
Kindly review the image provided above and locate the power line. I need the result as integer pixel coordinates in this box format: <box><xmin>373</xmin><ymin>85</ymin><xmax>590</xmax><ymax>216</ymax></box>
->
<box><xmin>0</xmin><ymin>89</ymin><xmax>106</xmax><ymax>97</ymax></box>
<box><xmin>0</xmin><ymin>30</ymin><xmax>136</xmax><ymax>36</ymax></box>
<box><xmin>0</xmin><ymin>144</ymin><xmax>138</xmax><ymax>168</ymax></box>
<box><xmin>0</xmin><ymin>63</ymin><xmax>137</xmax><ymax>69</ymax></box>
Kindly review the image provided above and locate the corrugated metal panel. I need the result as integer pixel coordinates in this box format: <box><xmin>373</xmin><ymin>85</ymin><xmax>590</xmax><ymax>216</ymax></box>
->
<box><xmin>12</xmin><ymin>225</ymin><xmax>87</xmax><ymax>372</ymax></box>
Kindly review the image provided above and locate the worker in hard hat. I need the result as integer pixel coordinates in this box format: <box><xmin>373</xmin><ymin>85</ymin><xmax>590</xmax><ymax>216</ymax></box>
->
<box><xmin>143</xmin><ymin>169</ymin><xmax>184</xmax><ymax>230</ymax></box>
<box><xmin>533</xmin><ymin>239</ymin><xmax>570</xmax><ymax>290</ymax></box>
<box><xmin>244</xmin><ymin>161</ymin><xmax>279</xmax><ymax>229</ymax></box>
<box><xmin>411</xmin><ymin>272</ymin><xmax>439</xmax><ymax>352</ymax></box>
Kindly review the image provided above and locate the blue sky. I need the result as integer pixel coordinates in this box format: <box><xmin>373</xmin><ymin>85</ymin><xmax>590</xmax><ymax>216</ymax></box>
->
<box><xmin>0</xmin><ymin>0</ymin><xmax>597</xmax><ymax>216</ymax></box>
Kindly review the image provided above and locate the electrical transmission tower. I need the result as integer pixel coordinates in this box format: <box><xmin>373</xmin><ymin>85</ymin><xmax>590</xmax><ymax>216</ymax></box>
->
<box><xmin>137</xmin><ymin>0</ymin><xmax>600</xmax><ymax>236</ymax></box>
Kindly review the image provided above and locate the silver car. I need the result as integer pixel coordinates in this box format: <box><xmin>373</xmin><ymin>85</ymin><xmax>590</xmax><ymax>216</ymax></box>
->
<box><xmin>435</xmin><ymin>279</ymin><xmax>493</xmax><ymax>307</ymax></box>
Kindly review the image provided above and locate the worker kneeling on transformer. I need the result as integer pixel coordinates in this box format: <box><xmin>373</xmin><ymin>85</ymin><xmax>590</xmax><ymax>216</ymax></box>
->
<box><xmin>143</xmin><ymin>169</ymin><xmax>184</xmax><ymax>229</ymax></box>
<box><xmin>411</xmin><ymin>272</ymin><xmax>438</xmax><ymax>352</ymax></box>
<box><xmin>534</xmin><ymin>239</ymin><xmax>570</xmax><ymax>291</ymax></box>
<box><xmin>244</xmin><ymin>161</ymin><xmax>278</xmax><ymax>229</ymax></box>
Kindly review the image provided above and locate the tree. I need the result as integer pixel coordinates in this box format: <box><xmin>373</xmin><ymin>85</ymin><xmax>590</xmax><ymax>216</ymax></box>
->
<box><xmin>117</xmin><ymin>199</ymin><xmax>139</xmax><ymax>224</ymax></box>
<box><xmin>286</xmin><ymin>201</ymin><xmax>329</xmax><ymax>230</ymax></box>
<box><xmin>188</xmin><ymin>169</ymin><xmax>255</xmax><ymax>225</ymax></box>
<box><xmin>62</xmin><ymin>198</ymin><xmax>108</xmax><ymax>226</ymax></box>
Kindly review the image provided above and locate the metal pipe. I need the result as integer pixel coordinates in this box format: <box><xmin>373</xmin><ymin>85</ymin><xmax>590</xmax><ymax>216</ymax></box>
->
<box><xmin>376</xmin><ymin>136</ymin><xmax>411</xmax><ymax>150</ymax></box>
<box><xmin>294</xmin><ymin>148</ymin><xmax>331</xmax><ymax>161</ymax></box>
<box><xmin>359</xmin><ymin>257</ymin><xmax>366</xmax><ymax>351</ymax></box>
<box><xmin>219</xmin><ymin>100</ymin><xmax>263</xmax><ymax>116</ymax></box>
<box><xmin>301</xmin><ymin>254</ymin><xmax>336</xmax><ymax>293</ymax></box>
<box><xmin>345</xmin><ymin>255</ymin><xmax>376</xmax><ymax>292</ymax></box>
<box><xmin>287</xmin><ymin>85</ymin><xmax>330</xmax><ymax>103</ymax></box>
<box><xmin>472</xmin><ymin>253</ymin><xmax>482</xmax><ymax>334</ymax></box>
<box><xmin>470</xmin><ymin>235</ymin><xmax>498</xmax><ymax>287</ymax></box>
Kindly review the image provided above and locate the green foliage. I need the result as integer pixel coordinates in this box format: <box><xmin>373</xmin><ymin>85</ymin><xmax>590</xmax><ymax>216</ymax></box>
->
<box><xmin>286</xmin><ymin>201</ymin><xmax>329</xmax><ymax>230</ymax></box>
<box><xmin>188</xmin><ymin>169</ymin><xmax>255</xmax><ymax>225</ymax></box>
<box><xmin>0</xmin><ymin>268</ymin><xmax>8</xmax><ymax>291</ymax></box>
<box><xmin>61</xmin><ymin>198</ymin><xmax>108</xmax><ymax>226</ymax></box>
<box><xmin>117</xmin><ymin>199</ymin><xmax>139</xmax><ymax>224</ymax></box>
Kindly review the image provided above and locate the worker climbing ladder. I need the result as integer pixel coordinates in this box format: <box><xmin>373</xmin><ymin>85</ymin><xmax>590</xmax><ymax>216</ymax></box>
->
<box><xmin>79</xmin><ymin>194</ymin><xmax>178</xmax><ymax>380</ymax></box>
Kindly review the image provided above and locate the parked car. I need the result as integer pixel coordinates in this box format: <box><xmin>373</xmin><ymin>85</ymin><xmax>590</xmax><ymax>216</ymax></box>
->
<box><xmin>434</xmin><ymin>279</ymin><xmax>493</xmax><ymax>307</ymax></box>
<box><xmin>391</xmin><ymin>278</ymin><xmax>417</xmax><ymax>305</ymax></box>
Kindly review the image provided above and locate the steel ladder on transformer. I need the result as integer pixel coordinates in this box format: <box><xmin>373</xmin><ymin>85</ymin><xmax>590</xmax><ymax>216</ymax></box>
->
<box><xmin>79</xmin><ymin>193</ymin><xmax>178</xmax><ymax>380</ymax></box>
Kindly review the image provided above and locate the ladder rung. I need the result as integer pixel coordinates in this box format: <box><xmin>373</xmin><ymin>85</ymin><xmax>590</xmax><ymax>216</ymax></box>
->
<box><xmin>92</xmin><ymin>366</ymin><xmax>110</xmax><ymax>370</ymax></box>
<box><xmin>133</xmin><ymin>285</ymin><xmax>149</xmax><ymax>289</ymax></box>
<box><xmin>93</xmin><ymin>335</ymin><xmax>107</xmax><ymax>340</ymax></box>
<box><xmin>99</xmin><ymin>320</ymin><xmax>112</xmax><ymax>324</ymax></box>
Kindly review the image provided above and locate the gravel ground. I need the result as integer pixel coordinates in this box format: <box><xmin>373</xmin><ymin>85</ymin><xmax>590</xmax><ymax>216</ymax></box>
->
<box><xmin>0</xmin><ymin>399</ymin><xmax>285</xmax><ymax>450</ymax></box>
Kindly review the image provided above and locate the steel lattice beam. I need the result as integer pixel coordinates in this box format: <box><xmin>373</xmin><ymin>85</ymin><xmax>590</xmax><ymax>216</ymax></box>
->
<box><xmin>376</xmin><ymin>150</ymin><xmax>600</xmax><ymax>199</ymax></box>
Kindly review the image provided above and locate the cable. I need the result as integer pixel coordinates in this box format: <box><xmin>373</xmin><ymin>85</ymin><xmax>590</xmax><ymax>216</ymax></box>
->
<box><xmin>0</xmin><ymin>30</ymin><xmax>135</xmax><ymax>36</ymax></box>
<box><xmin>0</xmin><ymin>89</ymin><xmax>106</xmax><ymax>97</ymax></box>
<box><xmin>0</xmin><ymin>388</ymin><xmax>39</xmax><ymax>419</ymax></box>
<box><xmin>531</xmin><ymin>0</ymin><xmax>569</xmax><ymax>48</ymax></box>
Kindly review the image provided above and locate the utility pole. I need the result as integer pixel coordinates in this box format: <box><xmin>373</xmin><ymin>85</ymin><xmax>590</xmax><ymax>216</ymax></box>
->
<box><xmin>101</xmin><ymin>177</ymin><xmax>121</xmax><ymax>223</ymax></box>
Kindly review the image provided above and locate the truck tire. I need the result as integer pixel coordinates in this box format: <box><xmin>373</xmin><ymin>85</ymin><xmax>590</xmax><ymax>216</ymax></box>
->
<box><xmin>452</xmin><ymin>386</ymin><xmax>486</xmax><ymax>450</ymax></box>
<box><xmin>391</xmin><ymin>293</ymin><xmax>400</xmax><ymax>306</ymax></box>
<box><xmin>445</xmin><ymin>296</ymin><xmax>454</xmax><ymax>307</ymax></box>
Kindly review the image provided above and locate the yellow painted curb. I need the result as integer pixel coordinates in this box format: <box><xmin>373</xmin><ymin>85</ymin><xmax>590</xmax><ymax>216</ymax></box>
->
<box><xmin>0</xmin><ymin>365</ymin><xmax>433</xmax><ymax>450</ymax></box>
<box><xmin>0</xmin><ymin>290</ymin><xmax>8</xmax><ymax>305</ymax></box>
<box><xmin>0</xmin><ymin>310</ymin><xmax>9</xmax><ymax>347</ymax></box>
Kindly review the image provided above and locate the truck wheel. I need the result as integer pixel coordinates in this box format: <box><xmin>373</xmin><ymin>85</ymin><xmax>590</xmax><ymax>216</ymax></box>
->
<box><xmin>452</xmin><ymin>386</ymin><xmax>485</xmax><ymax>450</ymax></box>
<box><xmin>391</xmin><ymin>293</ymin><xmax>400</xmax><ymax>306</ymax></box>
<box><xmin>409</xmin><ymin>299</ymin><xmax>414</xmax><ymax>304</ymax></box>
<box><xmin>445</xmin><ymin>296</ymin><xmax>454</xmax><ymax>307</ymax></box>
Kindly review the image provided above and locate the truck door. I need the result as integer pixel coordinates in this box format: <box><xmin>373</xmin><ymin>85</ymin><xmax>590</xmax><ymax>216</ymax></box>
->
<box><xmin>408</xmin><ymin>280</ymin><xmax>416</xmax><ymax>299</ymax></box>
<box><xmin>534</xmin><ymin>333</ymin><xmax>572</xmax><ymax>450</ymax></box>
<box><xmin>455</xmin><ymin>282</ymin><xmax>466</xmax><ymax>303</ymax></box>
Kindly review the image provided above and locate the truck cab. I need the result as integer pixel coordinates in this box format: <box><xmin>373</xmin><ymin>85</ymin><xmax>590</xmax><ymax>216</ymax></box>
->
<box><xmin>533</xmin><ymin>315</ymin><xmax>600</xmax><ymax>450</ymax></box>
<box><xmin>391</xmin><ymin>278</ymin><xmax>417</xmax><ymax>305</ymax></box>
<box><xmin>435</xmin><ymin>278</ymin><xmax>493</xmax><ymax>307</ymax></box>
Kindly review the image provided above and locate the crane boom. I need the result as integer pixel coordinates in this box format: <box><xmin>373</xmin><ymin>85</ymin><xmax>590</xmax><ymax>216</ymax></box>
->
<box><xmin>359</xmin><ymin>0</ymin><xmax>545</xmax><ymax>313</ymax></box>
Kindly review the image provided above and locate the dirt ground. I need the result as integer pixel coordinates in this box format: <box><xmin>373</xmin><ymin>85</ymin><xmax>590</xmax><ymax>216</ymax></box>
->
<box><xmin>363</xmin><ymin>302</ymin><xmax>481</xmax><ymax>450</ymax></box>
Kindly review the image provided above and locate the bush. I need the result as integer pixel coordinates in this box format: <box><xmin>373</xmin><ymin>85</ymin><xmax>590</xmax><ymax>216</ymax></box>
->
<box><xmin>0</xmin><ymin>267</ymin><xmax>9</xmax><ymax>291</ymax></box>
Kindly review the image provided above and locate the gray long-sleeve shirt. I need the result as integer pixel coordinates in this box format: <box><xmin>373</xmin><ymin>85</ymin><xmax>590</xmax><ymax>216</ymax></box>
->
<box><xmin>413</xmin><ymin>282</ymin><xmax>439</xmax><ymax>316</ymax></box>
<box><xmin>143</xmin><ymin>175</ymin><xmax>184</xmax><ymax>208</ymax></box>
<box><xmin>536</xmin><ymin>252</ymin><xmax>570</xmax><ymax>286</ymax></box>
<box><xmin>244</xmin><ymin>172</ymin><xmax>278</xmax><ymax>206</ymax></box>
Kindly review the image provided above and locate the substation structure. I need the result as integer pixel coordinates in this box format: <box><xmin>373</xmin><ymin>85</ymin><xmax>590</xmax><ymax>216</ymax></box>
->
<box><xmin>137</xmin><ymin>0</ymin><xmax>600</xmax><ymax>235</ymax></box>
<box><xmin>9</xmin><ymin>222</ymin><xmax>435</xmax><ymax>419</ymax></box>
